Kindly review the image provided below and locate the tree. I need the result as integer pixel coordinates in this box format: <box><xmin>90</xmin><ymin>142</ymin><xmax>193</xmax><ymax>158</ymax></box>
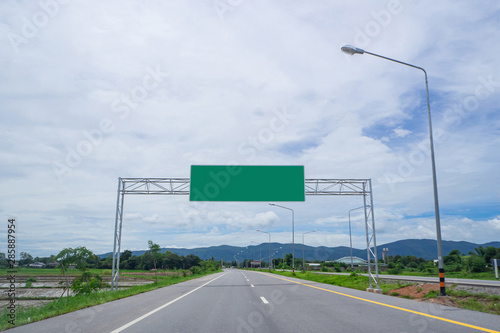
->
<box><xmin>164</xmin><ymin>251</ymin><xmax>182</xmax><ymax>269</ymax></box>
<box><xmin>470</xmin><ymin>246</ymin><xmax>486</xmax><ymax>257</ymax></box>
<box><xmin>444</xmin><ymin>249</ymin><xmax>462</xmax><ymax>265</ymax></box>
<box><xmin>121</xmin><ymin>250</ymin><xmax>133</xmax><ymax>261</ymax></box>
<box><xmin>484</xmin><ymin>247</ymin><xmax>497</xmax><ymax>265</ymax></box>
<box><xmin>200</xmin><ymin>259</ymin><xmax>219</xmax><ymax>272</ymax></box>
<box><xmin>19</xmin><ymin>252</ymin><xmax>34</xmax><ymax>266</ymax></box>
<box><xmin>444</xmin><ymin>249</ymin><xmax>463</xmax><ymax>272</ymax></box>
<box><xmin>184</xmin><ymin>254</ymin><xmax>201</xmax><ymax>269</ymax></box>
<box><xmin>467</xmin><ymin>255</ymin><xmax>486</xmax><ymax>273</ymax></box>
<box><xmin>55</xmin><ymin>248</ymin><xmax>76</xmax><ymax>302</ymax></box>
<box><xmin>147</xmin><ymin>241</ymin><xmax>162</xmax><ymax>270</ymax></box>
<box><xmin>125</xmin><ymin>255</ymin><xmax>139</xmax><ymax>270</ymax></box>
<box><xmin>0</xmin><ymin>253</ymin><xmax>7</xmax><ymax>269</ymax></box>
<box><xmin>284</xmin><ymin>253</ymin><xmax>293</xmax><ymax>268</ymax></box>
<box><xmin>56</xmin><ymin>247</ymin><xmax>104</xmax><ymax>301</ymax></box>
<box><xmin>120</xmin><ymin>250</ymin><xmax>133</xmax><ymax>269</ymax></box>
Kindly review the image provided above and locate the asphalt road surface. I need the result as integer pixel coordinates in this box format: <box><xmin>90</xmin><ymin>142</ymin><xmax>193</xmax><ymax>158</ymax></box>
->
<box><xmin>7</xmin><ymin>269</ymin><xmax>500</xmax><ymax>332</ymax></box>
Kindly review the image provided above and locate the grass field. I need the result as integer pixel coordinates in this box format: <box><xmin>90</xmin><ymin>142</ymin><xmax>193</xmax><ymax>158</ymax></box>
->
<box><xmin>0</xmin><ymin>268</ymin><xmax>221</xmax><ymax>331</ymax></box>
<box><xmin>0</xmin><ymin>268</ymin><xmax>159</xmax><ymax>276</ymax></box>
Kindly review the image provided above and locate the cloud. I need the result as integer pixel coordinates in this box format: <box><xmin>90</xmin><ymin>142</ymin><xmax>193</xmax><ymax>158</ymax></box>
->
<box><xmin>1</xmin><ymin>1</ymin><xmax>499</xmax><ymax>256</ymax></box>
<box><xmin>489</xmin><ymin>216</ymin><xmax>500</xmax><ymax>230</ymax></box>
<box><xmin>392</xmin><ymin>127</ymin><xmax>412</xmax><ymax>138</ymax></box>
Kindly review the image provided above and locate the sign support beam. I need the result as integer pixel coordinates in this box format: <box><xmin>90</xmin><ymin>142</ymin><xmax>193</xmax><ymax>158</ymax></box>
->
<box><xmin>111</xmin><ymin>178</ymin><xmax>380</xmax><ymax>292</ymax></box>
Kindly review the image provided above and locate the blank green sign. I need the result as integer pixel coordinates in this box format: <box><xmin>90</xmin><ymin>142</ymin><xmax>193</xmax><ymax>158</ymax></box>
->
<box><xmin>190</xmin><ymin>165</ymin><xmax>305</xmax><ymax>202</ymax></box>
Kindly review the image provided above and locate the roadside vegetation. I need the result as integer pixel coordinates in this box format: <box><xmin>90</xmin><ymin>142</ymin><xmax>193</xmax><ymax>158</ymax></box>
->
<box><xmin>379</xmin><ymin>246</ymin><xmax>500</xmax><ymax>280</ymax></box>
<box><xmin>258</xmin><ymin>269</ymin><xmax>500</xmax><ymax>316</ymax></box>
<box><xmin>231</xmin><ymin>246</ymin><xmax>500</xmax><ymax>280</ymax></box>
<box><xmin>0</xmin><ymin>241</ymin><xmax>222</xmax><ymax>331</ymax></box>
<box><xmin>266</xmin><ymin>270</ymin><xmax>408</xmax><ymax>294</ymax></box>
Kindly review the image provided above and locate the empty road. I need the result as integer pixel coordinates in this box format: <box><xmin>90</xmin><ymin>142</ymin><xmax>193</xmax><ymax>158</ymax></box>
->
<box><xmin>7</xmin><ymin>269</ymin><xmax>500</xmax><ymax>332</ymax></box>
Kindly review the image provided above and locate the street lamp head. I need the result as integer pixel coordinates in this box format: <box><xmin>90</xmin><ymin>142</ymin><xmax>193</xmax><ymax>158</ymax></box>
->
<box><xmin>341</xmin><ymin>45</ymin><xmax>365</xmax><ymax>55</ymax></box>
<box><xmin>269</xmin><ymin>203</ymin><xmax>276</xmax><ymax>206</ymax></box>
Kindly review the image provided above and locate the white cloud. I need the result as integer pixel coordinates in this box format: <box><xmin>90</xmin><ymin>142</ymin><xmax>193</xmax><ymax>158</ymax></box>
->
<box><xmin>392</xmin><ymin>127</ymin><xmax>412</xmax><ymax>138</ymax></box>
<box><xmin>489</xmin><ymin>216</ymin><xmax>500</xmax><ymax>231</ymax></box>
<box><xmin>1</xmin><ymin>1</ymin><xmax>499</xmax><ymax>256</ymax></box>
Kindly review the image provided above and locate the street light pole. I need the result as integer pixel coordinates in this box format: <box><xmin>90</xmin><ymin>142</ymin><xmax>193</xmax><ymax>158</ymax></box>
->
<box><xmin>233</xmin><ymin>255</ymin><xmax>238</xmax><ymax>268</ymax></box>
<box><xmin>256</xmin><ymin>230</ymin><xmax>271</xmax><ymax>270</ymax></box>
<box><xmin>341</xmin><ymin>45</ymin><xmax>446</xmax><ymax>296</ymax></box>
<box><xmin>251</xmin><ymin>241</ymin><xmax>262</xmax><ymax>269</ymax></box>
<box><xmin>270</xmin><ymin>203</ymin><xmax>295</xmax><ymax>273</ymax></box>
<box><xmin>348</xmin><ymin>206</ymin><xmax>366</xmax><ymax>271</ymax></box>
<box><xmin>281</xmin><ymin>246</ymin><xmax>284</xmax><ymax>271</ymax></box>
<box><xmin>302</xmin><ymin>230</ymin><xmax>316</xmax><ymax>270</ymax></box>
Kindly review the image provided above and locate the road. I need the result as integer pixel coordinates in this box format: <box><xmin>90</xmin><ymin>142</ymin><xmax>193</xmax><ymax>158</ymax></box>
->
<box><xmin>7</xmin><ymin>269</ymin><xmax>500</xmax><ymax>332</ymax></box>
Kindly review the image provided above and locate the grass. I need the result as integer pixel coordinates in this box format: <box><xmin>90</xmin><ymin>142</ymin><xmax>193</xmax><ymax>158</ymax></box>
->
<box><xmin>24</xmin><ymin>277</ymin><xmax>36</xmax><ymax>288</ymax></box>
<box><xmin>446</xmin><ymin>289</ymin><xmax>500</xmax><ymax>315</ymax></box>
<box><xmin>421</xmin><ymin>288</ymin><xmax>500</xmax><ymax>315</ymax></box>
<box><xmin>266</xmin><ymin>270</ymin><xmax>407</xmax><ymax>294</ymax></box>
<box><xmin>0</xmin><ymin>269</ymin><xmax>221</xmax><ymax>331</ymax></box>
<box><xmin>379</xmin><ymin>269</ymin><xmax>499</xmax><ymax>280</ymax></box>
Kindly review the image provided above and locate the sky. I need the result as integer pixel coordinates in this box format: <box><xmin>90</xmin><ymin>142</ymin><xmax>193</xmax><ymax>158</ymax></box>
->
<box><xmin>1</xmin><ymin>0</ymin><xmax>499</xmax><ymax>258</ymax></box>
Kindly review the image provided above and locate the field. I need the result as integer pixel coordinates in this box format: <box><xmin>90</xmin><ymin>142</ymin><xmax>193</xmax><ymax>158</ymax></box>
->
<box><xmin>0</xmin><ymin>268</ymin><xmax>220</xmax><ymax>331</ymax></box>
<box><xmin>0</xmin><ymin>268</ymin><xmax>155</xmax><ymax>310</ymax></box>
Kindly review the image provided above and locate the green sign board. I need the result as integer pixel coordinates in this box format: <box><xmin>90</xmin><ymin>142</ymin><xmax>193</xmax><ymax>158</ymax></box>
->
<box><xmin>190</xmin><ymin>165</ymin><xmax>305</xmax><ymax>202</ymax></box>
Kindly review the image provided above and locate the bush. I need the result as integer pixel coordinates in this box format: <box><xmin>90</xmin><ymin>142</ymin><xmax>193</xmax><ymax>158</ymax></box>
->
<box><xmin>71</xmin><ymin>273</ymin><xmax>105</xmax><ymax>295</ymax></box>
<box><xmin>387</xmin><ymin>263</ymin><xmax>403</xmax><ymax>275</ymax></box>
<box><xmin>26</xmin><ymin>276</ymin><xmax>37</xmax><ymax>288</ymax></box>
<box><xmin>189</xmin><ymin>266</ymin><xmax>202</xmax><ymax>275</ymax></box>
<box><xmin>468</xmin><ymin>255</ymin><xmax>486</xmax><ymax>273</ymax></box>
<box><xmin>387</xmin><ymin>268</ymin><xmax>401</xmax><ymax>275</ymax></box>
<box><xmin>408</xmin><ymin>262</ymin><xmax>418</xmax><ymax>269</ymax></box>
<box><xmin>446</xmin><ymin>263</ymin><xmax>463</xmax><ymax>272</ymax></box>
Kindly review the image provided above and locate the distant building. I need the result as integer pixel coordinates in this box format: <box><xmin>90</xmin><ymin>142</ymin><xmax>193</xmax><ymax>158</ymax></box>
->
<box><xmin>29</xmin><ymin>262</ymin><xmax>46</xmax><ymax>268</ymax></box>
<box><xmin>332</xmin><ymin>256</ymin><xmax>367</xmax><ymax>266</ymax></box>
<box><xmin>250</xmin><ymin>261</ymin><xmax>261</xmax><ymax>268</ymax></box>
<box><xmin>305</xmin><ymin>263</ymin><xmax>321</xmax><ymax>270</ymax></box>
<box><xmin>46</xmin><ymin>262</ymin><xmax>59</xmax><ymax>269</ymax></box>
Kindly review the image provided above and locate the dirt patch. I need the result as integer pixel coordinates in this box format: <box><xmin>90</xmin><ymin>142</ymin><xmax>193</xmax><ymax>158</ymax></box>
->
<box><xmin>387</xmin><ymin>283</ymin><xmax>500</xmax><ymax>312</ymax></box>
<box><xmin>390</xmin><ymin>283</ymin><xmax>440</xmax><ymax>299</ymax></box>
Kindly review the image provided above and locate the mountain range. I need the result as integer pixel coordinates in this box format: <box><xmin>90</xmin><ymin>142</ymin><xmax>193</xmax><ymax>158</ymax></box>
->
<box><xmin>100</xmin><ymin>239</ymin><xmax>500</xmax><ymax>262</ymax></box>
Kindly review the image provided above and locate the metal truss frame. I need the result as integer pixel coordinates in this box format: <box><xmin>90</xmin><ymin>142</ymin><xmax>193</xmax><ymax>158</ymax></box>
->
<box><xmin>111</xmin><ymin>177</ymin><xmax>380</xmax><ymax>292</ymax></box>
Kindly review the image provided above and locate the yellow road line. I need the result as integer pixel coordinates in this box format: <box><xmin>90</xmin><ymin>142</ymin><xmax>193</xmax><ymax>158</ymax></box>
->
<box><xmin>258</xmin><ymin>272</ymin><xmax>499</xmax><ymax>333</ymax></box>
